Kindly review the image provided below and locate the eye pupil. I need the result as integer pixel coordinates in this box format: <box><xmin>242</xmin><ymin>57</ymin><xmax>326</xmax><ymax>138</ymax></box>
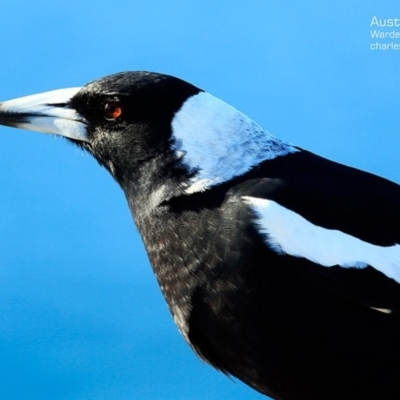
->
<box><xmin>104</xmin><ymin>101</ymin><xmax>122</xmax><ymax>119</ymax></box>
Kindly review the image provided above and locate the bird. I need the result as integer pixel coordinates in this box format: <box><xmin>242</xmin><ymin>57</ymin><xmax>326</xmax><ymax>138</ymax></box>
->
<box><xmin>0</xmin><ymin>71</ymin><xmax>400</xmax><ymax>400</ymax></box>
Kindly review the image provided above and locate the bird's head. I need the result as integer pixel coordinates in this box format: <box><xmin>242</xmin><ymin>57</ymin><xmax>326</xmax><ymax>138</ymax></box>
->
<box><xmin>0</xmin><ymin>71</ymin><xmax>294</xmax><ymax>210</ymax></box>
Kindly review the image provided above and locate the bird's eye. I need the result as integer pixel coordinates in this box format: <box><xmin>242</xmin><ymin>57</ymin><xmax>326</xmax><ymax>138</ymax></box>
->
<box><xmin>103</xmin><ymin>101</ymin><xmax>122</xmax><ymax>120</ymax></box>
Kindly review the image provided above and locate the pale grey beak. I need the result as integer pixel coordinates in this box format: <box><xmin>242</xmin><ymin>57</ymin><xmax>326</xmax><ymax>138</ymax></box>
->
<box><xmin>0</xmin><ymin>87</ymin><xmax>89</xmax><ymax>142</ymax></box>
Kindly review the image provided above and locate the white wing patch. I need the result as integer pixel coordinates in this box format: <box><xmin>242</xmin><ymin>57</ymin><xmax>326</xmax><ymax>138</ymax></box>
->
<box><xmin>243</xmin><ymin>196</ymin><xmax>400</xmax><ymax>284</ymax></box>
<box><xmin>171</xmin><ymin>92</ymin><xmax>298</xmax><ymax>194</ymax></box>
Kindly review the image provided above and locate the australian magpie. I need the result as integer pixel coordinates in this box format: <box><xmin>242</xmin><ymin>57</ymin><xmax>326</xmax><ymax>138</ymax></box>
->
<box><xmin>0</xmin><ymin>71</ymin><xmax>400</xmax><ymax>400</ymax></box>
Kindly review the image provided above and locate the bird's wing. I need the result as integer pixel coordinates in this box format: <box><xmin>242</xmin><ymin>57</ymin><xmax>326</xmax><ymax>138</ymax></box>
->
<box><xmin>228</xmin><ymin>149</ymin><xmax>400</xmax><ymax>313</ymax></box>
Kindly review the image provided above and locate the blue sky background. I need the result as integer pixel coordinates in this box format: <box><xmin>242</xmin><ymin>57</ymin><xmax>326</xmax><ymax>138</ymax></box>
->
<box><xmin>0</xmin><ymin>1</ymin><xmax>399</xmax><ymax>399</ymax></box>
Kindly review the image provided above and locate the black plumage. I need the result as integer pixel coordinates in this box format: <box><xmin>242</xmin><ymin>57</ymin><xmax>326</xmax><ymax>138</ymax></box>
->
<box><xmin>1</xmin><ymin>71</ymin><xmax>400</xmax><ymax>400</ymax></box>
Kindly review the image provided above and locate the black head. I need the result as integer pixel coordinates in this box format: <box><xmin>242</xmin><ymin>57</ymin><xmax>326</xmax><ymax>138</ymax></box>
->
<box><xmin>70</xmin><ymin>72</ymin><xmax>201</xmax><ymax>182</ymax></box>
<box><xmin>0</xmin><ymin>71</ymin><xmax>292</xmax><ymax>210</ymax></box>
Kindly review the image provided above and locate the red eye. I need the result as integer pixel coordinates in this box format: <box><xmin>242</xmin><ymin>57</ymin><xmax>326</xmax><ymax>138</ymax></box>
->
<box><xmin>104</xmin><ymin>101</ymin><xmax>122</xmax><ymax>120</ymax></box>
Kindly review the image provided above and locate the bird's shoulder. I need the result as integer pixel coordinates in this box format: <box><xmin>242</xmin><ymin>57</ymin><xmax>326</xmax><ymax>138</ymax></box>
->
<box><xmin>223</xmin><ymin>148</ymin><xmax>400</xmax><ymax>246</ymax></box>
<box><xmin>221</xmin><ymin>149</ymin><xmax>400</xmax><ymax>314</ymax></box>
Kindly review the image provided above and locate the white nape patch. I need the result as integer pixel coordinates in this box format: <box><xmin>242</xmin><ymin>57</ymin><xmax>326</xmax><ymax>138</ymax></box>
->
<box><xmin>243</xmin><ymin>196</ymin><xmax>400</xmax><ymax>284</ymax></box>
<box><xmin>171</xmin><ymin>92</ymin><xmax>297</xmax><ymax>194</ymax></box>
<box><xmin>0</xmin><ymin>87</ymin><xmax>89</xmax><ymax>142</ymax></box>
